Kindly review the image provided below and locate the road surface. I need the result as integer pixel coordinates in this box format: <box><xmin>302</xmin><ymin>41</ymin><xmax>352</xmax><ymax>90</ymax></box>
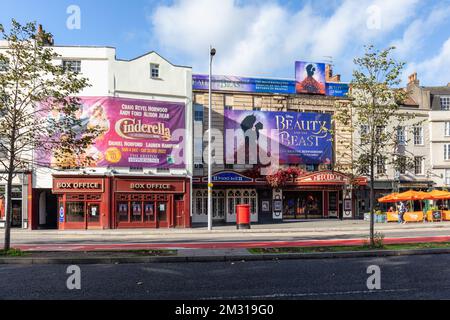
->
<box><xmin>1</xmin><ymin>254</ymin><xmax>450</xmax><ymax>300</ymax></box>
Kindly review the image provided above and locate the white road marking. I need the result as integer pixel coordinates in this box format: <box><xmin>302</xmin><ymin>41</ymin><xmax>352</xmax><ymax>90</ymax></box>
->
<box><xmin>201</xmin><ymin>288</ymin><xmax>415</xmax><ymax>300</ymax></box>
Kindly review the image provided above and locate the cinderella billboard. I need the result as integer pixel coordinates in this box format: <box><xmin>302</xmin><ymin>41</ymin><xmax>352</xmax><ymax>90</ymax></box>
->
<box><xmin>38</xmin><ymin>97</ymin><xmax>186</xmax><ymax>169</ymax></box>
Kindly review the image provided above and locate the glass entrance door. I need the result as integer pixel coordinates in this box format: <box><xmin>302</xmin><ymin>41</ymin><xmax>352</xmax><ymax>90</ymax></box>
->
<box><xmin>144</xmin><ymin>201</ymin><xmax>156</xmax><ymax>223</ymax></box>
<box><xmin>328</xmin><ymin>192</ymin><xmax>339</xmax><ymax>218</ymax></box>
<box><xmin>157</xmin><ymin>202</ymin><xmax>168</xmax><ymax>228</ymax></box>
<box><xmin>11</xmin><ymin>200</ymin><xmax>22</xmax><ymax>228</ymax></box>
<box><xmin>87</xmin><ymin>203</ymin><xmax>101</xmax><ymax>228</ymax></box>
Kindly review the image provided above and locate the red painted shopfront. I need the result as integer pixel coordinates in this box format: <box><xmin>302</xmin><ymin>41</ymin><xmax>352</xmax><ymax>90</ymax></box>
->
<box><xmin>52</xmin><ymin>175</ymin><xmax>190</xmax><ymax>230</ymax></box>
<box><xmin>112</xmin><ymin>177</ymin><xmax>190</xmax><ymax>229</ymax></box>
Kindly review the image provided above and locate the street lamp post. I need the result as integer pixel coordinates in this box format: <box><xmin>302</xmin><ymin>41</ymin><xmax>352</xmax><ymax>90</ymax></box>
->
<box><xmin>208</xmin><ymin>46</ymin><xmax>216</xmax><ymax>231</ymax></box>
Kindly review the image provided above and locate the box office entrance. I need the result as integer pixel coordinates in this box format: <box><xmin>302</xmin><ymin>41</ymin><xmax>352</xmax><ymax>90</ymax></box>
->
<box><xmin>115</xmin><ymin>193</ymin><xmax>170</xmax><ymax>228</ymax></box>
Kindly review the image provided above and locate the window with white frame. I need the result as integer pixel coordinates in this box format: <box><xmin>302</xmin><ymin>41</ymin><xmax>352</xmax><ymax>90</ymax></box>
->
<box><xmin>62</xmin><ymin>60</ymin><xmax>81</xmax><ymax>73</ymax></box>
<box><xmin>446</xmin><ymin>169</ymin><xmax>450</xmax><ymax>186</ymax></box>
<box><xmin>445</xmin><ymin>122</ymin><xmax>450</xmax><ymax>137</ymax></box>
<box><xmin>376</xmin><ymin>156</ymin><xmax>385</xmax><ymax>175</ymax></box>
<box><xmin>375</xmin><ymin>126</ymin><xmax>385</xmax><ymax>144</ymax></box>
<box><xmin>441</xmin><ymin>96</ymin><xmax>450</xmax><ymax>111</ymax></box>
<box><xmin>224</xmin><ymin>95</ymin><xmax>234</xmax><ymax>110</ymax></box>
<box><xmin>194</xmin><ymin>104</ymin><xmax>203</xmax><ymax>122</ymax></box>
<box><xmin>398</xmin><ymin>156</ymin><xmax>406</xmax><ymax>174</ymax></box>
<box><xmin>0</xmin><ymin>60</ymin><xmax>8</xmax><ymax>72</ymax></box>
<box><xmin>414</xmin><ymin>157</ymin><xmax>424</xmax><ymax>175</ymax></box>
<box><xmin>150</xmin><ymin>63</ymin><xmax>159</xmax><ymax>78</ymax></box>
<box><xmin>226</xmin><ymin>189</ymin><xmax>257</xmax><ymax>217</ymax></box>
<box><xmin>413</xmin><ymin>126</ymin><xmax>424</xmax><ymax>145</ymax></box>
<box><xmin>253</xmin><ymin>96</ymin><xmax>262</xmax><ymax>111</ymax></box>
<box><xmin>360</xmin><ymin>125</ymin><xmax>369</xmax><ymax>145</ymax></box>
<box><xmin>445</xmin><ymin>144</ymin><xmax>450</xmax><ymax>161</ymax></box>
<box><xmin>397</xmin><ymin>126</ymin><xmax>406</xmax><ymax>145</ymax></box>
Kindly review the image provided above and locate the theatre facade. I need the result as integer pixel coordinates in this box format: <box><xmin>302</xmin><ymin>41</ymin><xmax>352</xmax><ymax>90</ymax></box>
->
<box><xmin>23</xmin><ymin>45</ymin><xmax>193</xmax><ymax>230</ymax></box>
<box><xmin>2</xmin><ymin>41</ymin><xmax>367</xmax><ymax>230</ymax></box>
<box><xmin>191</xmin><ymin>62</ymin><xmax>364</xmax><ymax>224</ymax></box>
<box><xmin>192</xmin><ymin>170</ymin><xmax>367</xmax><ymax>223</ymax></box>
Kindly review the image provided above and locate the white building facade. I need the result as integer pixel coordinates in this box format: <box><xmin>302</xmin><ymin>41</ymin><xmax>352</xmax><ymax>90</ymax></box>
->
<box><xmin>0</xmin><ymin>40</ymin><xmax>193</xmax><ymax>230</ymax></box>
<box><xmin>408</xmin><ymin>73</ymin><xmax>450</xmax><ymax>188</ymax></box>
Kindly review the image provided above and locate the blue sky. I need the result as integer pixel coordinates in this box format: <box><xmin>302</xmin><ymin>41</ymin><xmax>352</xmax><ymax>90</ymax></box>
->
<box><xmin>2</xmin><ymin>0</ymin><xmax>450</xmax><ymax>85</ymax></box>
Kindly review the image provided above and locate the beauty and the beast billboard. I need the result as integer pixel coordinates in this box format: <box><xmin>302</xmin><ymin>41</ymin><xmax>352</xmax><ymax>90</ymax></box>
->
<box><xmin>224</xmin><ymin>110</ymin><xmax>332</xmax><ymax>165</ymax></box>
<box><xmin>40</xmin><ymin>97</ymin><xmax>185</xmax><ymax>168</ymax></box>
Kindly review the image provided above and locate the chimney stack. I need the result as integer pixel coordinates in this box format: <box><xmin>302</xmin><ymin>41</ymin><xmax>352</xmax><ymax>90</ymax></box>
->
<box><xmin>408</xmin><ymin>72</ymin><xmax>419</xmax><ymax>86</ymax></box>
<box><xmin>36</xmin><ymin>24</ymin><xmax>54</xmax><ymax>46</ymax></box>
<box><xmin>325</xmin><ymin>64</ymin><xmax>341</xmax><ymax>83</ymax></box>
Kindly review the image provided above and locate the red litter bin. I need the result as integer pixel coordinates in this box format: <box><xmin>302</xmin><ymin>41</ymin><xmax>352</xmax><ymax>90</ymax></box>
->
<box><xmin>236</xmin><ymin>204</ymin><xmax>251</xmax><ymax>229</ymax></box>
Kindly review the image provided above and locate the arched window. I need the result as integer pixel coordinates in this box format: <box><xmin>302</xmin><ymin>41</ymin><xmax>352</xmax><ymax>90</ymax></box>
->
<box><xmin>226</xmin><ymin>189</ymin><xmax>258</xmax><ymax>217</ymax></box>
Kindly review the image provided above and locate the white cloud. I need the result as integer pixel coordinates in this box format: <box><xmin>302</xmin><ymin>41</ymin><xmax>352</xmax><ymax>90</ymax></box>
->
<box><xmin>149</xmin><ymin>0</ymin><xmax>420</xmax><ymax>77</ymax></box>
<box><xmin>392</xmin><ymin>5</ymin><xmax>450</xmax><ymax>59</ymax></box>
<box><xmin>405</xmin><ymin>37</ymin><xmax>450</xmax><ymax>86</ymax></box>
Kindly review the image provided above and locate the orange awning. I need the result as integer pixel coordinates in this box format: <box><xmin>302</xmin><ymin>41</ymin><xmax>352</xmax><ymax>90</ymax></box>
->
<box><xmin>378</xmin><ymin>193</ymin><xmax>400</xmax><ymax>203</ymax></box>
<box><xmin>423</xmin><ymin>190</ymin><xmax>450</xmax><ymax>200</ymax></box>
<box><xmin>392</xmin><ymin>190</ymin><xmax>426</xmax><ymax>201</ymax></box>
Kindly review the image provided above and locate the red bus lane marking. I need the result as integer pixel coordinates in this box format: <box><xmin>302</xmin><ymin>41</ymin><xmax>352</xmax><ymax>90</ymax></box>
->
<box><xmin>13</xmin><ymin>236</ymin><xmax>450</xmax><ymax>252</ymax></box>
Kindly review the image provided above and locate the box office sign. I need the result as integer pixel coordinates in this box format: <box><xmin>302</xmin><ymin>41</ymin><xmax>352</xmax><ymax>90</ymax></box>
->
<box><xmin>53</xmin><ymin>178</ymin><xmax>104</xmax><ymax>193</ymax></box>
<box><xmin>115</xmin><ymin>180</ymin><xmax>186</xmax><ymax>193</ymax></box>
<box><xmin>38</xmin><ymin>97</ymin><xmax>186</xmax><ymax>169</ymax></box>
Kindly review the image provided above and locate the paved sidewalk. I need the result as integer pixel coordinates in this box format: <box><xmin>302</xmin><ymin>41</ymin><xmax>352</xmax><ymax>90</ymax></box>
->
<box><xmin>2</xmin><ymin>221</ymin><xmax>450</xmax><ymax>264</ymax></box>
<box><xmin>2</xmin><ymin>220</ymin><xmax>450</xmax><ymax>248</ymax></box>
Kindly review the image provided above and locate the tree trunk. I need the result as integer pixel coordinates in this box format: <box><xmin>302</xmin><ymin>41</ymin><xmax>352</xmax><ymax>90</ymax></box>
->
<box><xmin>3</xmin><ymin>170</ymin><xmax>13</xmax><ymax>251</ymax></box>
<box><xmin>369</xmin><ymin>160</ymin><xmax>375</xmax><ymax>247</ymax></box>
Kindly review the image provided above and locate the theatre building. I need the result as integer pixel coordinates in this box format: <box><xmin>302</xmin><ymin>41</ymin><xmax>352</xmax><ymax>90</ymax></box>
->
<box><xmin>191</xmin><ymin>62</ymin><xmax>363</xmax><ymax>224</ymax></box>
<box><xmin>17</xmin><ymin>39</ymin><xmax>193</xmax><ymax>229</ymax></box>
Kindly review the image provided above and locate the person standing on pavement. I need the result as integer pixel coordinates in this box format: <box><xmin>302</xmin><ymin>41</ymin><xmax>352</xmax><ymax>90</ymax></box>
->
<box><xmin>398</xmin><ymin>201</ymin><xmax>406</xmax><ymax>224</ymax></box>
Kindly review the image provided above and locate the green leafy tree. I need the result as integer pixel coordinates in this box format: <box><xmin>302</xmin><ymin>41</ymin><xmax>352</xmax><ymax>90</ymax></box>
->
<box><xmin>0</xmin><ymin>20</ymin><xmax>101</xmax><ymax>250</ymax></box>
<box><xmin>335</xmin><ymin>45</ymin><xmax>418</xmax><ymax>246</ymax></box>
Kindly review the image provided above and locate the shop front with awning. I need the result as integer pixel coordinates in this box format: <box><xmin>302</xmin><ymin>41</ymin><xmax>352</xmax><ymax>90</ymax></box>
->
<box><xmin>192</xmin><ymin>170</ymin><xmax>367</xmax><ymax>223</ymax></box>
<box><xmin>279</xmin><ymin>171</ymin><xmax>367</xmax><ymax>220</ymax></box>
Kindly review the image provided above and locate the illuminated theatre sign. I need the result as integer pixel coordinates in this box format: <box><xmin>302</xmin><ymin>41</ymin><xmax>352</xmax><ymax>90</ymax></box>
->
<box><xmin>224</xmin><ymin>110</ymin><xmax>333</xmax><ymax>165</ymax></box>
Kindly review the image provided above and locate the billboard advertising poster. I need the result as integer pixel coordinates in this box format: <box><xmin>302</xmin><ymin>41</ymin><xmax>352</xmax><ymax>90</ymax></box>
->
<box><xmin>193</xmin><ymin>74</ymin><xmax>296</xmax><ymax>94</ymax></box>
<box><xmin>39</xmin><ymin>97</ymin><xmax>185</xmax><ymax>168</ymax></box>
<box><xmin>224</xmin><ymin>110</ymin><xmax>332</xmax><ymax>165</ymax></box>
<box><xmin>295</xmin><ymin>62</ymin><xmax>326</xmax><ymax>95</ymax></box>
<box><xmin>326</xmin><ymin>82</ymin><xmax>350</xmax><ymax>97</ymax></box>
